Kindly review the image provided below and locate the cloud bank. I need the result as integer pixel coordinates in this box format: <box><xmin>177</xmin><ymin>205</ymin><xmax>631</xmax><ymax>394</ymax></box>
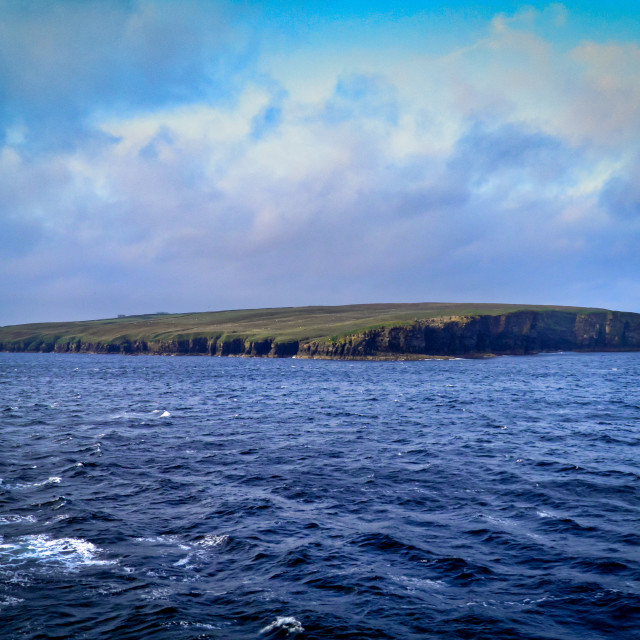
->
<box><xmin>2</xmin><ymin>1</ymin><xmax>640</xmax><ymax>324</ymax></box>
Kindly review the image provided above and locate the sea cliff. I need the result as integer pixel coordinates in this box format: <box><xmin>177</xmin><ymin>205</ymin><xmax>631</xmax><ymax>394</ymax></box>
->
<box><xmin>297</xmin><ymin>310</ymin><xmax>640</xmax><ymax>358</ymax></box>
<box><xmin>2</xmin><ymin>305</ymin><xmax>640</xmax><ymax>359</ymax></box>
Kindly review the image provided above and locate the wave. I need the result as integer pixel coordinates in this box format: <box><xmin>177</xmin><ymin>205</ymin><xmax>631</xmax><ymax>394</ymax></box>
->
<box><xmin>0</xmin><ymin>534</ymin><xmax>114</xmax><ymax>571</ymax></box>
<box><xmin>6</xmin><ymin>477</ymin><xmax>62</xmax><ymax>490</ymax></box>
<box><xmin>0</xmin><ymin>515</ymin><xmax>37</xmax><ymax>525</ymax></box>
<box><xmin>260</xmin><ymin>616</ymin><xmax>304</xmax><ymax>635</ymax></box>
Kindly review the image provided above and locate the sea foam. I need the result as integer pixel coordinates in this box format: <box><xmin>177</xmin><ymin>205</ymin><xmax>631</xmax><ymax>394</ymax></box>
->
<box><xmin>260</xmin><ymin>616</ymin><xmax>304</xmax><ymax>635</ymax></box>
<box><xmin>0</xmin><ymin>534</ymin><xmax>114</xmax><ymax>571</ymax></box>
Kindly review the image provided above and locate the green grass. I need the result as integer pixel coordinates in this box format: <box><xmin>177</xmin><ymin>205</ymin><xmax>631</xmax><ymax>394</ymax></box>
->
<box><xmin>0</xmin><ymin>302</ymin><xmax>614</xmax><ymax>349</ymax></box>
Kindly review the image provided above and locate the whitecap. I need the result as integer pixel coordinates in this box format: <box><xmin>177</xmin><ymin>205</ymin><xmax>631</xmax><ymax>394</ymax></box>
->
<box><xmin>197</xmin><ymin>534</ymin><xmax>229</xmax><ymax>548</ymax></box>
<box><xmin>260</xmin><ymin>616</ymin><xmax>304</xmax><ymax>635</ymax></box>
<box><xmin>11</xmin><ymin>476</ymin><xmax>61</xmax><ymax>489</ymax></box>
<box><xmin>0</xmin><ymin>534</ymin><xmax>114</xmax><ymax>571</ymax></box>
<box><xmin>148</xmin><ymin>409</ymin><xmax>171</xmax><ymax>418</ymax></box>
<box><xmin>178</xmin><ymin>621</ymin><xmax>220</xmax><ymax>630</ymax></box>
<box><xmin>163</xmin><ymin>621</ymin><xmax>222</xmax><ymax>632</ymax></box>
<box><xmin>0</xmin><ymin>596</ymin><xmax>24</xmax><ymax>608</ymax></box>
<box><xmin>173</xmin><ymin>554</ymin><xmax>194</xmax><ymax>568</ymax></box>
<box><xmin>0</xmin><ymin>514</ymin><xmax>37</xmax><ymax>525</ymax></box>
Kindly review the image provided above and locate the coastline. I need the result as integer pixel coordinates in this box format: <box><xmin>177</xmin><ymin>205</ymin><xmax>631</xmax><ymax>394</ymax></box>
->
<box><xmin>2</xmin><ymin>304</ymin><xmax>640</xmax><ymax>360</ymax></box>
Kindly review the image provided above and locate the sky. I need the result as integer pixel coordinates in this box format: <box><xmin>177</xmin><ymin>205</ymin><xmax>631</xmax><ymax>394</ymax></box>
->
<box><xmin>2</xmin><ymin>0</ymin><xmax>640</xmax><ymax>325</ymax></box>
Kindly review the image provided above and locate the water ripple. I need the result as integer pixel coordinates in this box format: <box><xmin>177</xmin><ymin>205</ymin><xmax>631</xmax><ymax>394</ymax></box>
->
<box><xmin>0</xmin><ymin>351</ymin><xmax>639</xmax><ymax>639</ymax></box>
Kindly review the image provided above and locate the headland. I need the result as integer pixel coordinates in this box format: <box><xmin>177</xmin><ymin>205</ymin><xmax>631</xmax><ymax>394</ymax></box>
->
<box><xmin>2</xmin><ymin>303</ymin><xmax>640</xmax><ymax>359</ymax></box>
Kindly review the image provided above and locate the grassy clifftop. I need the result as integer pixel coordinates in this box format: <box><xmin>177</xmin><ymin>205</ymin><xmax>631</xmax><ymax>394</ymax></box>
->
<box><xmin>0</xmin><ymin>302</ymin><xmax>609</xmax><ymax>348</ymax></box>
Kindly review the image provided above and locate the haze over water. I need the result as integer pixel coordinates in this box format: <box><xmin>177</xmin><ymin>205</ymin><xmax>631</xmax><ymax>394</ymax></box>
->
<box><xmin>0</xmin><ymin>351</ymin><xmax>638</xmax><ymax>638</ymax></box>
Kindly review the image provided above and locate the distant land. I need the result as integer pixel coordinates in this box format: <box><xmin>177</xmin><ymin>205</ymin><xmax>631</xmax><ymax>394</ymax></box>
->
<box><xmin>2</xmin><ymin>303</ymin><xmax>640</xmax><ymax>360</ymax></box>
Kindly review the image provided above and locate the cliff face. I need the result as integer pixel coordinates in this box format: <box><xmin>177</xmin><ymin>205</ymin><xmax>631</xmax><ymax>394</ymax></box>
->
<box><xmin>2</xmin><ymin>310</ymin><xmax>640</xmax><ymax>359</ymax></box>
<box><xmin>37</xmin><ymin>336</ymin><xmax>301</xmax><ymax>358</ymax></box>
<box><xmin>297</xmin><ymin>310</ymin><xmax>640</xmax><ymax>359</ymax></box>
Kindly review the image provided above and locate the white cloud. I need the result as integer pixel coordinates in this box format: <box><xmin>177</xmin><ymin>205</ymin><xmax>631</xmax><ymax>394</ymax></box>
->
<box><xmin>2</xmin><ymin>4</ymin><xmax>640</xmax><ymax>323</ymax></box>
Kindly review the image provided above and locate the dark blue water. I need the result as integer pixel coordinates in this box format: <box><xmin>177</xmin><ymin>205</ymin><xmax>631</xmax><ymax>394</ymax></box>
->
<box><xmin>0</xmin><ymin>352</ymin><xmax>638</xmax><ymax>639</ymax></box>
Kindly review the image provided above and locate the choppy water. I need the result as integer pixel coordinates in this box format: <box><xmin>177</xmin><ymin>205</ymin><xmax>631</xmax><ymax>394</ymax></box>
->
<box><xmin>0</xmin><ymin>351</ymin><xmax>639</xmax><ymax>639</ymax></box>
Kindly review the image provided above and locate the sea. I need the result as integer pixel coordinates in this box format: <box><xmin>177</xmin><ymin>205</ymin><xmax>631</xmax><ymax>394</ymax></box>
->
<box><xmin>0</xmin><ymin>351</ymin><xmax>638</xmax><ymax>639</ymax></box>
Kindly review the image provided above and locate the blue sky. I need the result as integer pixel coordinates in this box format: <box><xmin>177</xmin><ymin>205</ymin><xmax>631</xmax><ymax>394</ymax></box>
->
<box><xmin>2</xmin><ymin>1</ymin><xmax>640</xmax><ymax>324</ymax></box>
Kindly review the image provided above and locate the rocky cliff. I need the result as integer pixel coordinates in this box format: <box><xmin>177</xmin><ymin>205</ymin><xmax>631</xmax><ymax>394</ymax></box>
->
<box><xmin>42</xmin><ymin>335</ymin><xmax>300</xmax><ymax>358</ymax></box>
<box><xmin>297</xmin><ymin>310</ymin><xmax>640</xmax><ymax>358</ymax></box>
<box><xmin>2</xmin><ymin>309</ymin><xmax>640</xmax><ymax>359</ymax></box>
